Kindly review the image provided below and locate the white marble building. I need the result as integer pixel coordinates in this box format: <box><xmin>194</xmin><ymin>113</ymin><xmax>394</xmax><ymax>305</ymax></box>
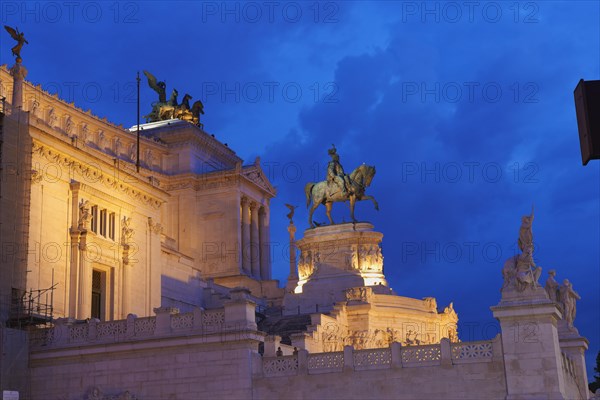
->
<box><xmin>0</xmin><ymin>61</ymin><xmax>593</xmax><ymax>399</ymax></box>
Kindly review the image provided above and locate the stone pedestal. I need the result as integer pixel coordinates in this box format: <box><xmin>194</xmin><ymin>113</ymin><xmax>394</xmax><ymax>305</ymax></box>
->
<box><xmin>283</xmin><ymin>223</ymin><xmax>387</xmax><ymax>315</ymax></box>
<box><xmin>491</xmin><ymin>286</ymin><xmax>569</xmax><ymax>400</ymax></box>
<box><xmin>224</xmin><ymin>287</ymin><xmax>257</xmax><ymax>330</ymax></box>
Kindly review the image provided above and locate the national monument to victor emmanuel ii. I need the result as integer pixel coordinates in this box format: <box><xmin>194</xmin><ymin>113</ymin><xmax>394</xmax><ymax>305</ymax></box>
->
<box><xmin>0</xmin><ymin>27</ymin><xmax>593</xmax><ymax>399</ymax></box>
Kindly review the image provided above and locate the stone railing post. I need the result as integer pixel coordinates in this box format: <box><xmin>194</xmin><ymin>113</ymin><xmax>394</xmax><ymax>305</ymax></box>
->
<box><xmin>251</xmin><ymin>352</ymin><xmax>264</xmax><ymax>378</ymax></box>
<box><xmin>298</xmin><ymin>349</ymin><xmax>308</xmax><ymax>375</ymax></box>
<box><xmin>88</xmin><ymin>318</ymin><xmax>99</xmax><ymax>341</ymax></box>
<box><xmin>154</xmin><ymin>307</ymin><xmax>179</xmax><ymax>335</ymax></box>
<box><xmin>343</xmin><ymin>345</ymin><xmax>354</xmax><ymax>372</ymax></box>
<box><xmin>54</xmin><ymin>317</ymin><xmax>74</xmax><ymax>345</ymax></box>
<box><xmin>391</xmin><ymin>341</ymin><xmax>402</xmax><ymax>369</ymax></box>
<box><xmin>264</xmin><ymin>335</ymin><xmax>281</xmax><ymax>357</ymax></box>
<box><xmin>440</xmin><ymin>338</ymin><xmax>452</xmax><ymax>367</ymax></box>
<box><xmin>193</xmin><ymin>307</ymin><xmax>204</xmax><ymax>330</ymax></box>
<box><xmin>224</xmin><ymin>287</ymin><xmax>257</xmax><ymax>331</ymax></box>
<box><xmin>126</xmin><ymin>313</ymin><xmax>137</xmax><ymax>337</ymax></box>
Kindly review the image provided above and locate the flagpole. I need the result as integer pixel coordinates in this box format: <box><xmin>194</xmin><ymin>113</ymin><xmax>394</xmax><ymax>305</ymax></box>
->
<box><xmin>136</xmin><ymin>71</ymin><xmax>140</xmax><ymax>173</ymax></box>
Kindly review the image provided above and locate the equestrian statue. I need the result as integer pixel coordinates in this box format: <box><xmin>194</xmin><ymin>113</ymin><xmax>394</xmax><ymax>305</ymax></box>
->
<box><xmin>305</xmin><ymin>145</ymin><xmax>378</xmax><ymax>228</ymax></box>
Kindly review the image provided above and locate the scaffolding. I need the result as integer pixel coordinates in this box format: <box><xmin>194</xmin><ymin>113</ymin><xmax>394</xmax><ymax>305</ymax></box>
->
<box><xmin>7</xmin><ymin>282</ymin><xmax>55</xmax><ymax>329</ymax></box>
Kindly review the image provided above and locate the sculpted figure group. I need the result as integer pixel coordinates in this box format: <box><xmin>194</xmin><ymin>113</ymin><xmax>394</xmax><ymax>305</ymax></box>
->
<box><xmin>545</xmin><ymin>270</ymin><xmax>581</xmax><ymax>329</ymax></box>
<box><xmin>501</xmin><ymin>207</ymin><xmax>581</xmax><ymax>330</ymax></box>
<box><xmin>502</xmin><ymin>208</ymin><xmax>542</xmax><ymax>291</ymax></box>
<box><xmin>143</xmin><ymin>70</ymin><xmax>205</xmax><ymax>127</ymax></box>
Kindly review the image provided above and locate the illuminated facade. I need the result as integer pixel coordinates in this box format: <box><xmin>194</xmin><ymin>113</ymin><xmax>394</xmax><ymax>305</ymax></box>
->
<box><xmin>0</xmin><ymin>63</ymin><xmax>591</xmax><ymax>400</ymax></box>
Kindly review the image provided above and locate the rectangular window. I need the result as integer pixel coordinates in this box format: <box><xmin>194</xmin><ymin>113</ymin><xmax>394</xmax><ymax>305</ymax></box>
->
<box><xmin>108</xmin><ymin>212</ymin><xmax>116</xmax><ymax>240</ymax></box>
<box><xmin>100</xmin><ymin>209</ymin><xmax>107</xmax><ymax>237</ymax></box>
<box><xmin>91</xmin><ymin>270</ymin><xmax>104</xmax><ymax>320</ymax></box>
<box><xmin>91</xmin><ymin>205</ymin><xmax>98</xmax><ymax>233</ymax></box>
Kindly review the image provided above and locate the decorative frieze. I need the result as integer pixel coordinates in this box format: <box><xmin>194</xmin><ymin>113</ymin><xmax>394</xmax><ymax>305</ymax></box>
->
<box><xmin>32</xmin><ymin>140</ymin><xmax>164</xmax><ymax>209</ymax></box>
<box><xmin>86</xmin><ymin>386</ymin><xmax>138</xmax><ymax>400</ymax></box>
<box><xmin>297</xmin><ymin>250</ymin><xmax>319</xmax><ymax>280</ymax></box>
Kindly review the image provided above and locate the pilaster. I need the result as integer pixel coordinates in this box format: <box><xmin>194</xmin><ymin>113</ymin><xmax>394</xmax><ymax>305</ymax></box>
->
<box><xmin>241</xmin><ymin>197</ymin><xmax>251</xmax><ymax>274</ymax></box>
<box><xmin>250</xmin><ymin>202</ymin><xmax>260</xmax><ymax>277</ymax></box>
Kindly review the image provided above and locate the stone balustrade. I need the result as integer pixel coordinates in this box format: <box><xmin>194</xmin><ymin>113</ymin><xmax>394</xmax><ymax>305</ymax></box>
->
<box><xmin>30</xmin><ymin>306</ymin><xmax>236</xmax><ymax>349</ymax></box>
<box><xmin>258</xmin><ymin>338</ymin><xmax>498</xmax><ymax>378</ymax></box>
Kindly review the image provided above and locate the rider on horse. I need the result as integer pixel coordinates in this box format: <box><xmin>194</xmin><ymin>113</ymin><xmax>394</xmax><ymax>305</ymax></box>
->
<box><xmin>327</xmin><ymin>145</ymin><xmax>351</xmax><ymax>196</ymax></box>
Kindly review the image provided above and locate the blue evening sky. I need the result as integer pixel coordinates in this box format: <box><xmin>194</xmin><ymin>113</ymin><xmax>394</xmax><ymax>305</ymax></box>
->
<box><xmin>1</xmin><ymin>1</ymin><xmax>598</xmax><ymax>375</ymax></box>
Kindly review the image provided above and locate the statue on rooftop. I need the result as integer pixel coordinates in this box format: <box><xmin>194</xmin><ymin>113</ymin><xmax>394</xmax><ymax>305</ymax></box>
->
<box><xmin>143</xmin><ymin>70</ymin><xmax>167</xmax><ymax>104</ymax></box>
<box><xmin>518</xmin><ymin>205</ymin><xmax>534</xmax><ymax>252</ymax></box>
<box><xmin>4</xmin><ymin>25</ymin><xmax>28</xmax><ymax>61</ymax></box>
<box><xmin>502</xmin><ymin>209</ymin><xmax>543</xmax><ymax>292</ymax></box>
<box><xmin>545</xmin><ymin>269</ymin><xmax>559</xmax><ymax>302</ymax></box>
<box><xmin>514</xmin><ymin>244</ymin><xmax>542</xmax><ymax>291</ymax></box>
<box><xmin>305</xmin><ymin>145</ymin><xmax>378</xmax><ymax>228</ymax></box>
<box><xmin>558</xmin><ymin>279</ymin><xmax>580</xmax><ymax>329</ymax></box>
<box><xmin>142</xmin><ymin>70</ymin><xmax>204</xmax><ymax>127</ymax></box>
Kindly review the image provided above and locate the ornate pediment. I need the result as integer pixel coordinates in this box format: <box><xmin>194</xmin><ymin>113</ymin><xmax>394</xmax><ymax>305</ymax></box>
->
<box><xmin>241</xmin><ymin>159</ymin><xmax>276</xmax><ymax>196</ymax></box>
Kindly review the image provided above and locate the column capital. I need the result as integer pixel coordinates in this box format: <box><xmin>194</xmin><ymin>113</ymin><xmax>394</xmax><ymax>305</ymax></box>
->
<box><xmin>249</xmin><ymin>201</ymin><xmax>258</xmax><ymax>211</ymax></box>
<box><xmin>241</xmin><ymin>196</ymin><xmax>249</xmax><ymax>206</ymax></box>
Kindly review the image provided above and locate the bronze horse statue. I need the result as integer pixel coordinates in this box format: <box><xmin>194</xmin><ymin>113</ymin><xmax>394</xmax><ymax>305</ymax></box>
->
<box><xmin>305</xmin><ymin>164</ymin><xmax>378</xmax><ymax>228</ymax></box>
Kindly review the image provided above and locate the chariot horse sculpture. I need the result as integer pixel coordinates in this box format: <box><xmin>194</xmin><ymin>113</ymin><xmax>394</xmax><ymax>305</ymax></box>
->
<box><xmin>305</xmin><ymin>163</ymin><xmax>378</xmax><ymax>228</ymax></box>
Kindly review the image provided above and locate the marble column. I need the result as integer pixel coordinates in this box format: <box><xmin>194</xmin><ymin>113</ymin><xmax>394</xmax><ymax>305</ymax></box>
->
<box><xmin>241</xmin><ymin>197</ymin><xmax>251</xmax><ymax>274</ymax></box>
<box><xmin>68</xmin><ymin>229</ymin><xmax>80</xmax><ymax>318</ymax></box>
<box><xmin>10</xmin><ymin>59</ymin><xmax>27</xmax><ymax>111</ymax></box>
<box><xmin>121</xmin><ymin>217</ymin><xmax>134</xmax><ymax>317</ymax></box>
<box><xmin>121</xmin><ymin>253</ymin><xmax>131</xmax><ymax>317</ymax></box>
<box><xmin>285</xmin><ymin>222</ymin><xmax>298</xmax><ymax>293</ymax></box>
<box><xmin>250</xmin><ymin>202</ymin><xmax>260</xmax><ymax>278</ymax></box>
<box><xmin>259</xmin><ymin>206</ymin><xmax>271</xmax><ymax>280</ymax></box>
<box><xmin>76</xmin><ymin>232</ymin><xmax>91</xmax><ymax>320</ymax></box>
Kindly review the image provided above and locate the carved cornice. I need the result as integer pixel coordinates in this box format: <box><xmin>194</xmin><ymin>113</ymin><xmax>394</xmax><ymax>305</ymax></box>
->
<box><xmin>0</xmin><ymin>67</ymin><xmax>168</xmax><ymax>173</ymax></box>
<box><xmin>34</xmin><ymin>140</ymin><xmax>164</xmax><ymax>209</ymax></box>
<box><xmin>145</xmin><ymin>123</ymin><xmax>241</xmax><ymax>167</ymax></box>
<box><xmin>163</xmin><ymin>171</ymin><xmax>240</xmax><ymax>192</ymax></box>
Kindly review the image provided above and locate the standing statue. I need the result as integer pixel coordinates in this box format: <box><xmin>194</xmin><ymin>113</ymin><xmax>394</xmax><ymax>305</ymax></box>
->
<box><xmin>305</xmin><ymin>145</ymin><xmax>378</xmax><ymax>228</ymax></box>
<box><xmin>558</xmin><ymin>279</ymin><xmax>580</xmax><ymax>329</ymax></box>
<box><xmin>121</xmin><ymin>216</ymin><xmax>134</xmax><ymax>244</ymax></box>
<box><xmin>78</xmin><ymin>200</ymin><xmax>91</xmax><ymax>231</ymax></box>
<box><xmin>544</xmin><ymin>269</ymin><xmax>559</xmax><ymax>302</ymax></box>
<box><xmin>518</xmin><ymin>205</ymin><xmax>534</xmax><ymax>252</ymax></box>
<box><xmin>4</xmin><ymin>26</ymin><xmax>28</xmax><ymax>61</ymax></box>
<box><xmin>285</xmin><ymin>203</ymin><xmax>298</xmax><ymax>224</ymax></box>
